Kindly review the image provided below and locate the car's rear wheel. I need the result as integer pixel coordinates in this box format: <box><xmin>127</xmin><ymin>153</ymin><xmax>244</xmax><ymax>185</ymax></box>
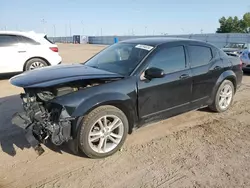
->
<box><xmin>78</xmin><ymin>105</ymin><xmax>129</xmax><ymax>158</ymax></box>
<box><xmin>209</xmin><ymin>80</ymin><xmax>235</xmax><ymax>112</ymax></box>
<box><xmin>25</xmin><ymin>58</ymin><xmax>48</xmax><ymax>71</ymax></box>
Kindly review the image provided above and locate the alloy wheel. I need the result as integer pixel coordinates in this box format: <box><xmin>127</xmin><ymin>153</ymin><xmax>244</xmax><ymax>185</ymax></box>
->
<box><xmin>88</xmin><ymin>115</ymin><xmax>124</xmax><ymax>153</ymax></box>
<box><xmin>219</xmin><ymin>83</ymin><xmax>233</xmax><ymax>110</ymax></box>
<box><xmin>29</xmin><ymin>62</ymin><xmax>46</xmax><ymax>70</ymax></box>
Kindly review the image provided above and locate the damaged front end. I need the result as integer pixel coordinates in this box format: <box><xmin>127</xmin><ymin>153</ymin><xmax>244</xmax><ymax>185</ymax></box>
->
<box><xmin>12</xmin><ymin>88</ymin><xmax>75</xmax><ymax>155</ymax></box>
<box><xmin>11</xmin><ymin>77</ymin><xmax>118</xmax><ymax>155</ymax></box>
<box><xmin>9</xmin><ymin>63</ymin><xmax>125</xmax><ymax>156</ymax></box>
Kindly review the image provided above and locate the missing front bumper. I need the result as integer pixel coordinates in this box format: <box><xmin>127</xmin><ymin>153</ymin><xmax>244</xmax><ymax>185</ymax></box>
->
<box><xmin>11</xmin><ymin>112</ymin><xmax>45</xmax><ymax>156</ymax></box>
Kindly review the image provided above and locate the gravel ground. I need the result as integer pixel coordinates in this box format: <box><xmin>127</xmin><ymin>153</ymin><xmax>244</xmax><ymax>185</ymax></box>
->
<box><xmin>0</xmin><ymin>44</ymin><xmax>250</xmax><ymax>188</ymax></box>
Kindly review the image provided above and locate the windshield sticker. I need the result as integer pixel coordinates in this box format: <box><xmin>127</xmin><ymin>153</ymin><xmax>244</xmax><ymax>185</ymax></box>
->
<box><xmin>135</xmin><ymin>44</ymin><xmax>154</xmax><ymax>51</ymax></box>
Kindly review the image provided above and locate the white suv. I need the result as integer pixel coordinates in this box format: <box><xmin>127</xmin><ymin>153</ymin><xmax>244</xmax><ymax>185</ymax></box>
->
<box><xmin>0</xmin><ymin>31</ymin><xmax>62</xmax><ymax>74</ymax></box>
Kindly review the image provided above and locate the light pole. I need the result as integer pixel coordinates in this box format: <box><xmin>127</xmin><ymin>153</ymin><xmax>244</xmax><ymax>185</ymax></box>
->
<box><xmin>69</xmin><ymin>21</ymin><xmax>72</xmax><ymax>36</ymax></box>
<box><xmin>81</xmin><ymin>21</ymin><xmax>84</xmax><ymax>35</ymax></box>
<box><xmin>65</xmin><ymin>24</ymin><xmax>67</xmax><ymax>37</ymax></box>
<box><xmin>41</xmin><ymin>19</ymin><xmax>46</xmax><ymax>33</ymax></box>
<box><xmin>53</xmin><ymin>24</ymin><xmax>56</xmax><ymax>37</ymax></box>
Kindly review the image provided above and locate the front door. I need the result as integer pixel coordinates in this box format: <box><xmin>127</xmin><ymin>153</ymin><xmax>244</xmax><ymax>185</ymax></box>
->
<box><xmin>137</xmin><ymin>44</ymin><xmax>192</xmax><ymax>123</ymax></box>
<box><xmin>0</xmin><ymin>34</ymin><xmax>27</xmax><ymax>73</ymax></box>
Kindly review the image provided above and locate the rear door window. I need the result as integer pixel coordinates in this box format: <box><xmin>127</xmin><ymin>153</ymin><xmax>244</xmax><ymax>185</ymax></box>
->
<box><xmin>18</xmin><ymin>36</ymin><xmax>39</xmax><ymax>45</ymax></box>
<box><xmin>148</xmin><ymin>46</ymin><xmax>186</xmax><ymax>73</ymax></box>
<box><xmin>189</xmin><ymin>45</ymin><xmax>213</xmax><ymax>68</ymax></box>
<box><xmin>0</xmin><ymin>35</ymin><xmax>19</xmax><ymax>47</ymax></box>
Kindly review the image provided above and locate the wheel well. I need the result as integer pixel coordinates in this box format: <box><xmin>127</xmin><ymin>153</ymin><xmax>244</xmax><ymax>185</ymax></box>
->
<box><xmin>225</xmin><ymin>77</ymin><xmax>237</xmax><ymax>92</ymax></box>
<box><xmin>107</xmin><ymin>103</ymin><xmax>135</xmax><ymax>134</ymax></box>
<box><xmin>23</xmin><ymin>57</ymin><xmax>50</xmax><ymax>71</ymax></box>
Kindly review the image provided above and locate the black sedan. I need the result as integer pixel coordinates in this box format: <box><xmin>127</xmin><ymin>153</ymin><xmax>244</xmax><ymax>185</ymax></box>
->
<box><xmin>10</xmin><ymin>37</ymin><xmax>243</xmax><ymax>158</ymax></box>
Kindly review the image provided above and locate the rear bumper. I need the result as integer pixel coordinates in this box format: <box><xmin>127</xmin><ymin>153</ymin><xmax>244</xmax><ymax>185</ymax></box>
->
<box><xmin>48</xmin><ymin>55</ymin><xmax>62</xmax><ymax>66</ymax></box>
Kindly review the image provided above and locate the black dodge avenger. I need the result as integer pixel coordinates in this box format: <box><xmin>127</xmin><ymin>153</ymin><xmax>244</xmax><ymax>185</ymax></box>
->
<box><xmin>10</xmin><ymin>37</ymin><xmax>243</xmax><ymax>158</ymax></box>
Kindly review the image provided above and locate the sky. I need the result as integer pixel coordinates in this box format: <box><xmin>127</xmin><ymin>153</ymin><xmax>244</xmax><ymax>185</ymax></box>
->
<box><xmin>1</xmin><ymin>0</ymin><xmax>250</xmax><ymax>37</ymax></box>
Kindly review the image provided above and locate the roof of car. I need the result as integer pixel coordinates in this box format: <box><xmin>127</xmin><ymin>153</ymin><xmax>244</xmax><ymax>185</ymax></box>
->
<box><xmin>121</xmin><ymin>37</ymin><xmax>205</xmax><ymax>46</ymax></box>
<box><xmin>0</xmin><ymin>30</ymin><xmax>45</xmax><ymax>38</ymax></box>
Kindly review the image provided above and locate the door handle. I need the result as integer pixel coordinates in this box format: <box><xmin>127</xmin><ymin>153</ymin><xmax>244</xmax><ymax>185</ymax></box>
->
<box><xmin>179</xmin><ymin>74</ymin><xmax>190</xmax><ymax>80</ymax></box>
<box><xmin>18</xmin><ymin>51</ymin><xmax>26</xmax><ymax>53</ymax></box>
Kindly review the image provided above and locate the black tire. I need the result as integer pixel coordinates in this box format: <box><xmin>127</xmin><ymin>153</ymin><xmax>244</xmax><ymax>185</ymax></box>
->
<box><xmin>208</xmin><ymin>80</ymin><xmax>235</xmax><ymax>113</ymax></box>
<box><xmin>24</xmin><ymin>58</ymin><xmax>48</xmax><ymax>71</ymax></box>
<box><xmin>78</xmin><ymin>105</ymin><xmax>129</xmax><ymax>159</ymax></box>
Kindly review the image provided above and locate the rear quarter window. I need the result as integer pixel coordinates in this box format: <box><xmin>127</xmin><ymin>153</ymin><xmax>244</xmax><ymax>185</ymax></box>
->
<box><xmin>189</xmin><ymin>45</ymin><xmax>213</xmax><ymax>67</ymax></box>
<box><xmin>212</xmin><ymin>47</ymin><xmax>227</xmax><ymax>59</ymax></box>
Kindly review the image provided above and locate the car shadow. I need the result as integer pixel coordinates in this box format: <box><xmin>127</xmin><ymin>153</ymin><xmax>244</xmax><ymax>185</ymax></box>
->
<box><xmin>44</xmin><ymin>141</ymin><xmax>88</xmax><ymax>158</ymax></box>
<box><xmin>0</xmin><ymin>94</ymin><xmax>87</xmax><ymax>158</ymax></box>
<box><xmin>243</xmin><ymin>71</ymin><xmax>250</xmax><ymax>76</ymax></box>
<box><xmin>198</xmin><ymin>106</ymin><xmax>216</xmax><ymax>113</ymax></box>
<box><xmin>0</xmin><ymin>94</ymin><xmax>31</xmax><ymax>156</ymax></box>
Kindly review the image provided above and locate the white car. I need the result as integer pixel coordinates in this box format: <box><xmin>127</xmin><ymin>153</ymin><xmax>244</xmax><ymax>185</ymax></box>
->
<box><xmin>0</xmin><ymin>31</ymin><xmax>62</xmax><ymax>74</ymax></box>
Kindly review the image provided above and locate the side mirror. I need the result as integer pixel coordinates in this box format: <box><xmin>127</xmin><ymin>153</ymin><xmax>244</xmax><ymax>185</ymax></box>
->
<box><xmin>144</xmin><ymin>67</ymin><xmax>165</xmax><ymax>79</ymax></box>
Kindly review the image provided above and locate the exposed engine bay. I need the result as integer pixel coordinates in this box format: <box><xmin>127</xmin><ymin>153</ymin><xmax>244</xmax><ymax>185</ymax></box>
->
<box><xmin>11</xmin><ymin>79</ymin><xmax>114</xmax><ymax>155</ymax></box>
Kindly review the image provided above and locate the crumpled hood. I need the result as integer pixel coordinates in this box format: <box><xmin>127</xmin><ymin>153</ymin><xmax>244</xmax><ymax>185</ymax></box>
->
<box><xmin>10</xmin><ymin>64</ymin><xmax>123</xmax><ymax>88</ymax></box>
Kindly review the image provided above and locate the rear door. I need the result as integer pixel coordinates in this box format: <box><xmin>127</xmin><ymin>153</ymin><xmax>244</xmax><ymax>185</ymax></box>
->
<box><xmin>137</xmin><ymin>43</ymin><xmax>192</xmax><ymax>122</ymax></box>
<box><xmin>187</xmin><ymin>44</ymin><xmax>224</xmax><ymax>107</ymax></box>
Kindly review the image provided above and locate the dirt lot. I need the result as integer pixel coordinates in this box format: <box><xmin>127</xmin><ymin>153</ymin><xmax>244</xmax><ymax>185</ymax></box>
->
<box><xmin>1</xmin><ymin>44</ymin><xmax>250</xmax><ymax>188</ymax></box>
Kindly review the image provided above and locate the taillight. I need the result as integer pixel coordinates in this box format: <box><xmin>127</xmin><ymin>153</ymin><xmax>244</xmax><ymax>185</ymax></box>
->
<box><xmin>49</xmin><ymin>47</ymin><xmax>58</xmax><ymax>52</ymax></box>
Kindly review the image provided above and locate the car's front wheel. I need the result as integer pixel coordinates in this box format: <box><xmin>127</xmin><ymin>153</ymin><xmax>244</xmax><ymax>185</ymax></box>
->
<box><xmin>209</xmin><ymin>79</ymin><xmax>235</xmax><ymax>112</ymax></box>
<box><xmin>78</xmin><ymin>105</ymin><xmax>129</xmax><ymax>158</ymax></box>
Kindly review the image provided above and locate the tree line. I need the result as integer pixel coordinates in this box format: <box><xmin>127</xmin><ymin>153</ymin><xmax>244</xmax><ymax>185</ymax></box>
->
<box><xmin>216</xmin><ymin>12</ymin><xmax>250</xmax><ymax>33</ymax></box>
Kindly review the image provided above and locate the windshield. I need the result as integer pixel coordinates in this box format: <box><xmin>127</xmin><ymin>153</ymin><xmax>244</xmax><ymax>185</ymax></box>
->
<box><xmin>84</xmin><ymin>43</ymin><xmax>154</xmax><ymax>75</ymax></box>
<box><xmin>224</xmin><ymin>43</ymin><xmax>245</xmax><ymax>49</ymax></box>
